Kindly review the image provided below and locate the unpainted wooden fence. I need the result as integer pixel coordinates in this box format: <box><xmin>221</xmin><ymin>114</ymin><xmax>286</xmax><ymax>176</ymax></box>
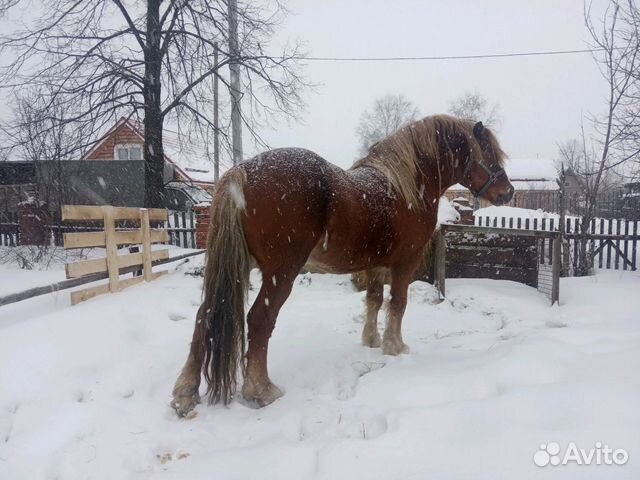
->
<box><xmin>1</xmin><ymin>209</ymin><xmax>196</xmax><ymax>249</ymax></box>
<box><xmin>62</xmin><ymin>205</ymin><xmax>170</xmax><ymax>304</ymax></box>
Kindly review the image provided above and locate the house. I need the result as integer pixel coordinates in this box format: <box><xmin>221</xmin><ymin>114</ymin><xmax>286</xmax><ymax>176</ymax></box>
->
<box><xmin>0</xmin><ymin>117</ymin><xmax>217</xmax><ymax>214</ymax></box>
<box><xmin>85</xmin><ymin>117</ymin><xmax>217</xmax><ymax>190</ymax></box>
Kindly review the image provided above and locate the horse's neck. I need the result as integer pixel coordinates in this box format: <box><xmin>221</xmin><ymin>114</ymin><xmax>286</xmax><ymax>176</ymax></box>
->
<box><xmin>420</xmin><ymin>154</ymin><xmax>463</xmax><ymax>199</ymax></box>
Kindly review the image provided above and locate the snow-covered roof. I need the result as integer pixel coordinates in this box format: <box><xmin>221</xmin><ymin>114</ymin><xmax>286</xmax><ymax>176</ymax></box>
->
<box><xmin>162</xmin><ymin>127</ymin><xmax>233</xmax><ymax>184</ymax></box>
<box><xmin>505</xmin><ymin>158</ymin><xmax>558</xmax><ymax>179</ymax></box>
<box><xmin>512</xmin><ymin>179</ymin><xmax>558</xmax><ymax>190</ymax></box>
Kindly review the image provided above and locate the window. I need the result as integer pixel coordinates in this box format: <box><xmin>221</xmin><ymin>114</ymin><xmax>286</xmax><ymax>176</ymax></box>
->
<box><xmin>164</xmin><ymin>188</ymin><xmax>192</xmax><ymax>210</ymax></box>
<box><xmin>114</xmin><ymin>144</ymin><xmax>143</xmax><ymax>161</ymax></box>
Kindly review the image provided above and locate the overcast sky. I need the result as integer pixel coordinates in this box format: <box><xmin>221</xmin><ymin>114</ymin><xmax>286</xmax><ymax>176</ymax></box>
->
<box><xmin>0</xmin><ymin>0</ymin><xmax>610</xmax><ymax>175</ymax></box>
<box><xmin>254</xmin><ymin>0</ymin><xmax>609</xmax><ymax>171</ymax></box>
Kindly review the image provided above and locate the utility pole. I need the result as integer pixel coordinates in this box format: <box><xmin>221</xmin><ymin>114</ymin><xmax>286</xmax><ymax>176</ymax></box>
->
<box><xmin>557</xmin><ymin>163</ymin><xmax>569</xmax><ymax>276</ymax></box>
<box><xmin>228</xmin><ymin>0</ymin><xmax>243</xmax><ymax>165</ymax></box>
<box><xmin>213</xmin><ymin>42</ymin><xmax>220</xmax><ymax>181</ymax></box>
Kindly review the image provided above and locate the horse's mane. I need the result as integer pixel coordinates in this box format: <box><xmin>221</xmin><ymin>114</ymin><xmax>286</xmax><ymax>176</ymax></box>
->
<box><xmin>352</xmin><ymin>114</ymin><xmax>506</xmax><ymax>209</ymax></box>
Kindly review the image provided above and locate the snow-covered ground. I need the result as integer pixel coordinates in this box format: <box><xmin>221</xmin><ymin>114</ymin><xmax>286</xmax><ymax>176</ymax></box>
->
<box><xmin>1</xmin><ymin>254</ymin><xmax>639</xmax><ymax>479</ymax></box>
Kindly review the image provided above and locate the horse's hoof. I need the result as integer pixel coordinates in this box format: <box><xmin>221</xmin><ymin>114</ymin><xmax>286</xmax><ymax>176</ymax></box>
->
<box><xmin>242</xmin><ymin>380</ymin><xmax>283</xmax><ymax>408</ymax></box>
<box><xmin>382</xmin><ymin>338</ymin><xmax>410</xmax><ymax>356</ymax></box>
<box><xmin>171</xmin><ymin>394</ymin><xmax>199</xmax><ymax>418</ymax></box>
<box><xmin>362</xmin><ymin>330</ymin><xmax>382</xmax><ymax>348</ymax></box>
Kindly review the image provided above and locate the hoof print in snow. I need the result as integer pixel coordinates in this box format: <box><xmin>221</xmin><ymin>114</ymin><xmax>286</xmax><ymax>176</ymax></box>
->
<box><xmin>297</xmin><ymin>411</ymin><xmax>388</xmax><ymax>441</ymax></box>
<box><xmin>169</xmin><ymin>313</ymin><xmax>188</xmax><ymax>322</ymax></box>
<box><xmin>75</xmin><ymin>391</ymin><xmax>92</xmax><ymax>403</ymax></box>
<box><xmin>156</xmin><ymin>451</ymin><xmax>191</xmax><ymax>465</ymax></box>
<box><xmin>121</xmin><ymin>389</ymin><xmax>135</xmax><ymax>399</ymax></box>
<box><xmin>546</xmin><ymin>319</ymin><xmax>567</xmax><ymax>328</ymax></box>
<box><xmin>352</xmin><ymin>361</ymin><xmax>385</xmax><ymax>378</ymax></box>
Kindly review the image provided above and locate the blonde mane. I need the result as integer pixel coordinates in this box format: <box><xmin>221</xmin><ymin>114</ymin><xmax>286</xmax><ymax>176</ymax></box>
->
<box><xmin>352</xmin><ymin>114</ymin><xmax>506</xmax><ymax>210</ymax></box>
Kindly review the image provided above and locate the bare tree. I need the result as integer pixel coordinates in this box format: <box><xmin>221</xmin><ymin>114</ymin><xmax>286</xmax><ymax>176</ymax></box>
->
<box><xmin>448</xmin><ymin>90</ymin><xmax>500</xmax><ymax>128</ymax></box>
<box><xmin>7</xmin><ymin>88</ymin><xmax>90</xmax><ymax>212</ymax></box>
<box><xmin>567</xmin><ymin>0</ymin><xmax>640</xmax><ymax>275</ymax></box>
<box><xmin>0</xmin><ymin>0</ymin><xmax>306</xmax><ymax>207</ymax></box>
<box><xmin>557</xmin><ymin>132</ymin><xmax>622</xmax><ymax>197</ymax></box>
<box><xmin>356</xmin><ymin>94</ymin><xmax>419</xmax><ymax>156</ymax></box>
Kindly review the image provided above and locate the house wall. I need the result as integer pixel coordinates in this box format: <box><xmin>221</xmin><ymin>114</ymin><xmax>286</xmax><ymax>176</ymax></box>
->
<box><xmin>87</xmin><ymin>123</ymin><xmax>143</xmax><ymax>160</ymax></box>
<box><xmin>36</xmin><ymin>160</ymin><xmax>145</xmax><ymax>211</ymax></box>
<box><xmin>0</xmin><ymin>162</ymin><xmax>37</xmax><ymax>213</ymax></box>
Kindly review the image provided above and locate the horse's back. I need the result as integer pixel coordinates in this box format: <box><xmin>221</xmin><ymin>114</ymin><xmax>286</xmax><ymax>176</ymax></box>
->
<box><xmin>238</xmin><ymin>148</ymin><xmax>336</xmax><ymax>270</ymax></box>
<box><xmin>225</xmin><ymin>147</ymin><xmax>430</xmax><ymax>275</ymax></box>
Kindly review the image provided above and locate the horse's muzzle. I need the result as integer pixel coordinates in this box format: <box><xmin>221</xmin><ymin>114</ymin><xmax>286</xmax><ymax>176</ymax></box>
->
<box><xmin>494</xmin><ymin>185</ymin><xmax>514</xmax><ymax>206</ymax></box>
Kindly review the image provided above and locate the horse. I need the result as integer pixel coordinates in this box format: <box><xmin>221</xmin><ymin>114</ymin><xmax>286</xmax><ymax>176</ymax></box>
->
<box><xmin>171</xmin><ymin>115</ymin><xmax>513</xmax><ymax>416</ymax></box>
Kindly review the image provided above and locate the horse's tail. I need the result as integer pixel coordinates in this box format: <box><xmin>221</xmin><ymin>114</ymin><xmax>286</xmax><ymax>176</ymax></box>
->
<box><xmin>200</xmin><ymin>167</ymin><xmax>251</xmax><ymax>404</ymax></box>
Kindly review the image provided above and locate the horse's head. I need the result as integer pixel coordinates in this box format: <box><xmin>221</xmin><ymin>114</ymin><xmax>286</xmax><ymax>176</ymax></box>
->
<box><xmin>461</xmin><ymin>122</ymin><xmax>514</xmax><ymax>206</ymax></box>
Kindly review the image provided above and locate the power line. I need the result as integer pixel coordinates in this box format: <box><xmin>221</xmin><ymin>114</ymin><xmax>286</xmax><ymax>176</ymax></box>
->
<box><xmin>300</xmin><ymin>47</ymin><xmax>604</xmax><ymax>62</ymax></box>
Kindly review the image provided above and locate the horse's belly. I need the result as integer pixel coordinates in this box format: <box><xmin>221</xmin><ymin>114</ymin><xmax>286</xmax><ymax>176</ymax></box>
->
<box><xmin>304</xmin><ymin>240</ymin><xmax>382</xmax><ymax>274</ymax></box>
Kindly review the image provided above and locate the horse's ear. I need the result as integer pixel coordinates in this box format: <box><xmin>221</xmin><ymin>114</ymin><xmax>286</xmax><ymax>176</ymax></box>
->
<box><xmin>473</xmin><ymin>121</ymin><xmax>484</xmax><ymax>137</ymax></box>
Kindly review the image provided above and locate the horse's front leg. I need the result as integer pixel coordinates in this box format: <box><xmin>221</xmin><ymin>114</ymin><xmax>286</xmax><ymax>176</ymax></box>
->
<box><xmin>362</xmin><ymin>269</ymin><xmax>384</xmax><ymax>348</ymax></box>
<box><xmin>172</xmin><ymin>305</ymin><xmax>207</xmax><ymax>417</ymax></box>
<box><xmin>382</xmin><ymin>261</ymin><xmax>419</xmax><ymax>356</ymax></box>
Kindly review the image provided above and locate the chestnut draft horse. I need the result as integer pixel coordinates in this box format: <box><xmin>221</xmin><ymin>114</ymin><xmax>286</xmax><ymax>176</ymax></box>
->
<box><xmin>172</xmin><ymin>115</ymin><xmax>513</xmax><ymax>416</ymax></box>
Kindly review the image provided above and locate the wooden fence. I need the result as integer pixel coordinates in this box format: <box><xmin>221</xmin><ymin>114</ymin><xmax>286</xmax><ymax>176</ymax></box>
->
<box><xmin>435</xmin><ymin>224</ymin><xmax>560</xmax><ymax>305</ymax></box>
<box><xmin>476</xmin><ymin>214</ymin><xmax>639</xmax><ymax>272</ymax></box>
<box><xmin>62</xmin><ymin>205</ymin><xmax>169</xmax><ymax>305</ymax></box>
<box><xmin>0</xmin><ymin>211</ymin><xmax>19</xmax><ymax>246</ymax></box>
<box><xmin>168</xmin><ymin>210</ymin><xmax>197</xmax><ymax>248</ymax></box>
<box><xmin>0</xmin><ymin>208</ymin><xmax>196</xmax><ymax>249</ymax></box>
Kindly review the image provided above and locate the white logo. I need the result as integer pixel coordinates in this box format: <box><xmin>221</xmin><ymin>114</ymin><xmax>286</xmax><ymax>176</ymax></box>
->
<box><xmin>534</xmin><ymin>442</ymin><xmax>629</xmax><ymax>467</ymax></box>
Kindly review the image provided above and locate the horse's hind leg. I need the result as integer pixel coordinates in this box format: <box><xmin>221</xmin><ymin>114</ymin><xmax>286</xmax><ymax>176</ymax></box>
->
<box><xmin>361</xmin><ymin>269</ymin><xmax>384</xmax><ymax>348</ymax></box>
<box><xmin>171</xmin><ymin>305</ymin><xmax>206</xmax><ymax>417</ymax></box>
<box><xmin>242</xmin><ymin>264</ymin><xmax>301</xmax><ymax>407</ymax></box>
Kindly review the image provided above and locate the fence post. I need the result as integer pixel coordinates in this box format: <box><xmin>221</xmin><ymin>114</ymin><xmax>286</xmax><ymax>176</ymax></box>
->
<box><xmin>552</xmin><ymin>234</ymin><xmax>561</xmax><ymax>305</ymax></box>
<box><xmin>434</xmin><ymin>228</ymin><xmax>446</xmax><ymax>299</ymax></box>
<box><xmin>140</xmin><ymin>208</ymin><xmax>153</xmax><ymax>281</ymax></box>
<box><xmin>102</xmin><ymin>206</ymin><xmax>120</xmax><ymax>293</ymax></box>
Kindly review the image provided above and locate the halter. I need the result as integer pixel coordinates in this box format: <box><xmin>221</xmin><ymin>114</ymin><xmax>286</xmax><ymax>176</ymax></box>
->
<box><xmin>461</xmin><ymin>156</ymin><xmax>506</xmax><ymax>198</ymax></box>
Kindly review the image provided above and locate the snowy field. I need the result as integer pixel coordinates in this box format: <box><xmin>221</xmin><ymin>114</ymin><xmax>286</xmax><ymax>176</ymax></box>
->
<box><xmin>1</xmin><ymin>254</ymin><xmax>639</xmax><ymax>479</ymax></box>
